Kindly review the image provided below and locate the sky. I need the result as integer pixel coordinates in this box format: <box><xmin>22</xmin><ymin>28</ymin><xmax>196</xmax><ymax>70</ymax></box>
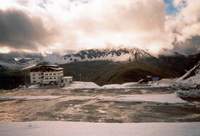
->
<box><xmin>0</xmin><ymin>0</ymin><xmax>199</xmax><ymax>55</ymax></box>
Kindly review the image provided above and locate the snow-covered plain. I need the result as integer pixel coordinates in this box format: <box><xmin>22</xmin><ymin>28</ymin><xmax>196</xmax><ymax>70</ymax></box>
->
<box><xmin>27</xmin><ymin>77</ymin><xmax>176</xmax><ymax>91</ymax></box>
<box><xmin>62</xmin><ymin>81</ymin><xmax>171</xmax><ymax>90</ymax></box>
<box><xmin>64</xmin><ymin>81</ymin><xmax>101</xmax><ymax>89</ymax></box>
<box><xmin>0</xmin><ymin>122</ymin><xmax>200</xmax><ymax>136</ymax></box>
<box><xmin>110</xmin><ymin>94</ymin><xmax>186</xmax><ymax>103</ymax></box>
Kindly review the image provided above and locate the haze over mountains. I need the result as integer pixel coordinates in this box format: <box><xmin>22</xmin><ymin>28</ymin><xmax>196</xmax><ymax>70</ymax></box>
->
<box><xmin>1</xmin><ymin>47</ymin><xmax>200</xmax><ymax>89</ymax></box>
<box><xmin>0</xmin><ymin>47</ymin><xmax>196</xmax><ymax>69</ymax></box>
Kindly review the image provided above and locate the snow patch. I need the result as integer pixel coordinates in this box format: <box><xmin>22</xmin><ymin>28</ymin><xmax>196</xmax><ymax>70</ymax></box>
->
<box><xmin>177</xmin><ymin>62</ymin><xmax>200</xmax><ymax>85</ymax></box>
<box><xmin>64</xmin><ymin>81</ymin><xmax>100</xmax><ymax>89</ymax></box>
<box><xmin>0</xmin><ymin>96</ymin><xmax>61</xmax><ymax>101</ymax></box>
<box><xmin>114</xmin><ymin>94</ymin><xmax>186</xmax><ymax>103</ymax></box>
<box><xmin>151</xmin><ymin>79</ymin><xmax>176</xmax><ymax>87</ymax></box>
<box><xmin>1</xmin><ymin>122</ymin><xmax>200</xmax><ymax>136</ymax></box>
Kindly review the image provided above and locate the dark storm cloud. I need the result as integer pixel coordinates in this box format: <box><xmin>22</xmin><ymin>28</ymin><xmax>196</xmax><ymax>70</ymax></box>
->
<box><xmin>0</xmin><ymin>9</ymin><xmax>55</xmax><ymax>51</ymax></box>
<box><xmin>173</xmin><ymin>36</ymin><xmax>200</xmax><ymax>55</ymax></box>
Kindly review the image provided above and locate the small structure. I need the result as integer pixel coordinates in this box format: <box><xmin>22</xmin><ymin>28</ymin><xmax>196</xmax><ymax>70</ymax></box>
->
<box><xmin>63</xmin><ymin>76</ymin><xmax>73</xmax><ymax>85</ymax></box>
<box><xmin>138</xmin><ymin>76</ymin><xmax>160</xmax><ymax>84</ymax></box>
<box><xmin>28</xmin><ymin>64</ymin><xmax>72</xmax><ymax>86</ymax></box>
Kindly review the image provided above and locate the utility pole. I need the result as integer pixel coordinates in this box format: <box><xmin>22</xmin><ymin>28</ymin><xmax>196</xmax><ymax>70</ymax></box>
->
<box><xmin>24</xmin><ymin>70</ymin><xmax>26</xmax><ymax>87</ymax></box>
<box><xmin>79</xmin><ymin>73</ymin><xmax>82</xmax><ymax>81</ymax></box>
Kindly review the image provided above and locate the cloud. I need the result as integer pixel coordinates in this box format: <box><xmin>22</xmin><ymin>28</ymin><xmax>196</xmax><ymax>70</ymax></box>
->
<box><xmin>172</xmin><ymin>36</ymin><xmax>200</xmax><ymax>55</ymax></box>
<box><xmin>166</xmin><ymin>0</ymin><xmax>200</xmax><ymax>55</ymax></box>
<box><xmin>14</xmin><ymin>0</ymin><xmax>167</xmax><ymax>54</ymax></box>
<box><xmin>0</xmin><ymin>9</ymin><xmax>58</xmax><ymax>52</ymax></box>
<box><xmin>57</xmin><ymin>0</ymin><xmax>170</xmax><ymax>53</ymax></box>
<box><xmin>81</xmin><ymin>0</ymin><xmax>165</xmax><ymax>32</ymax></box>
<box><xmin>177</xmin><ymin>0</ymin><xmax>200</xmax><ymax>39</ymax></box>
<box><xmin>0</xmin><ymin>0</ymin><xmax>199</xmax><ymax>55</ymax></box>
<box><xmin>173</xmin><ymin>0</ymin><xmax>187</xmax><ymax>8</ymax></box>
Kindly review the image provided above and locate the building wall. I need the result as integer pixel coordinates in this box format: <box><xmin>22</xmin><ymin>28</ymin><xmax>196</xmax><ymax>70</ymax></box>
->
<box><xmin>30</xmin><ymin>72</ymin><xmax>42</xmax><ymax>84</ymax></box>
<box><xmin>30</xmin><ymin>71</ymin><xmax>64</xmax><ymax>85</ymax></box>
<box><xmin>42</xmin><ymin>71</ymin><xmax>63</xmax><ymax>84</ymax></box>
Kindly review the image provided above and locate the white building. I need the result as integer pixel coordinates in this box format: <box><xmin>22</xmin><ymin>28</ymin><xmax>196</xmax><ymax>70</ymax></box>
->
<box><xmin>29</xmin><ymin>65</ymin><xmax>72</xmax><ymax>86</ymax></box>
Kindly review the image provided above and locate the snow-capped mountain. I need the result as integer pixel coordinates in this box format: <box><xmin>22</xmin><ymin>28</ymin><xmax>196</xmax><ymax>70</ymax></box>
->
<box><xmin>0</xmin><ymin>53</ymin><xmax>42</xmax><ymax>69</ymax></box>
<box><xmin>44</xmin><ymin>48</ymin><xmax>154</xmax><ymax>64</ymax></box>
<box><xmin>0</xmin><ymin>48</ymin><xmax>154</xmax><ymax>69</ymax></box>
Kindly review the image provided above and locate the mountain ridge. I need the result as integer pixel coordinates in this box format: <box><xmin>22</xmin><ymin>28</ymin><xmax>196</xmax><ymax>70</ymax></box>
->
<box><xmin>44</xmin><ymin>48</ymin><xmax>155</xmax><ymax>64</ymax></box>
<box><xmin>1</xmin><ymin>48</ymin><xmax>200</xmax><ymax>89</ymax></box>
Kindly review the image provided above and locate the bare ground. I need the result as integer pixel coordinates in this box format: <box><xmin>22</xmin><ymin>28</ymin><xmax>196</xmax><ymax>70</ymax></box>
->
<box><xmin>0</xmin><ymin>87</ymin><xmax>200</xmax><ymax>122</ymax></box>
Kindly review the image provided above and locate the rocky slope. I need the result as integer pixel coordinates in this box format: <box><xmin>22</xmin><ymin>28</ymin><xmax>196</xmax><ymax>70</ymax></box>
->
<box><xmin>44</xmin><ymin>48</ymin><xmax>154</xmax><ymax>64</ymax></box>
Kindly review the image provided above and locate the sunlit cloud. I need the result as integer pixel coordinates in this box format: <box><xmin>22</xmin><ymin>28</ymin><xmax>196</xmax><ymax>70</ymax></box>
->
<box><xmin>0</xmin><ymin>0</ymin><xmax>199</xmax><ymax>55</ymax></box>
<box><xmin>0</xmin><ymin>47</ymin><xmax>11</xmax><ymax>54</ymax></box>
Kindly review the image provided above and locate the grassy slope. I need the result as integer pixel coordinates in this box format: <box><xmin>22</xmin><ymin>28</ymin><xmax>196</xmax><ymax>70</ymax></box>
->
<box><xmin>61</xmin><ymin>60</ymin><xmax>179</xmax><ymax>85</ymax></box>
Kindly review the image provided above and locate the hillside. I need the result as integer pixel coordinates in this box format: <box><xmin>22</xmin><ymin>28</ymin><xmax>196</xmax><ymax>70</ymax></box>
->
<box><xmin>61</xmin><ymin>52</ymin><xmax>200</xmax><ymax>86</ymax></box>
<box><xmin>0</xmin><ymin>69</ymin><xmax>25</xmax><ymax>90</ymax></box>
<box><xmin>61</xmin><ymin>60</ymin><xmax>178</xmax><ymax>85</ymax></box>
<box><xmin>158</xmin><ymin>52</ymin><xmax>200</xmax><ymax>76</ymax></box>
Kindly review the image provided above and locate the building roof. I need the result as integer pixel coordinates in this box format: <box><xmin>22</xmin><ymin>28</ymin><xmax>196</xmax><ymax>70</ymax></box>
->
<box><xmin>28</xmin><ymin>64</ymin><xmax>63</xmax><ymax>72</ymax></box>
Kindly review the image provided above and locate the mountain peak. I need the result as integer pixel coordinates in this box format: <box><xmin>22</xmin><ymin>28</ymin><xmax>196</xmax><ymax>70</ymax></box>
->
<box><xmin>45</xmin><ymin>48</ymin><xmax>154</xmax><ymax>64</ymax></box>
